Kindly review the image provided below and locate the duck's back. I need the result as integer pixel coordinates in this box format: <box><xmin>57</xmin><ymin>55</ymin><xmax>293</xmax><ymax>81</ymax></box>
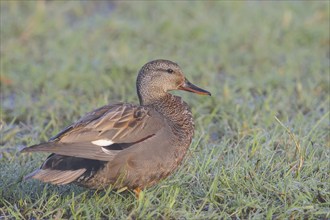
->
<box><xmin>23</xmin><ymin>103</ymin><xmax>166</xmax><ymax>187</ymax></box>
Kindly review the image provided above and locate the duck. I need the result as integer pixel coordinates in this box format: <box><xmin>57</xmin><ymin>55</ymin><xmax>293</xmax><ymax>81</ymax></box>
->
<box><xmin>21</xmin><ymin>59</ymin><xmax>211</xmax><ymax>196</ymax></box>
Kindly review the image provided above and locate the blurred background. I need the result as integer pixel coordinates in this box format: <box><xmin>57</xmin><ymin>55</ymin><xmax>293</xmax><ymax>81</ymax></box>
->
<box><xmin>0</xmin><ymin>1</ymin><xmax>329</xmax><ymax>219</ymax></box>
<box><xmin>2</xmin><ymin>1</ymin><xmax>329</xmax><ymax>146</ymax></box>
<box><xmin>1</xmin><ymin>1</ymin><xmax>329</xmax><ymax>125</ymax></box>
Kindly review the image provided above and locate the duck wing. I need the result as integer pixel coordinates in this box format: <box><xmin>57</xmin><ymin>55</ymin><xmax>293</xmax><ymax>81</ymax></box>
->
<box><xmin>21</xmin><ymin>103</ymin><xmax>164</xmax><ymax>161</ymax></box>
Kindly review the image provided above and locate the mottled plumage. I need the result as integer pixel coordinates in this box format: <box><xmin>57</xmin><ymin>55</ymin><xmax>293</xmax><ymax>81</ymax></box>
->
<box><xmin>21</xmin><ymin>59</ymin><xmax>211</xmax><ymax>195</ymax></box>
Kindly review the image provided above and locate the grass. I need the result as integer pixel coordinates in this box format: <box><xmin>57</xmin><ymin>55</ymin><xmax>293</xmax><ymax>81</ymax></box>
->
<box><xmin>1</xmin><ymin>1</ymin><xmax>329</xmax><ymax>219</ymax></box>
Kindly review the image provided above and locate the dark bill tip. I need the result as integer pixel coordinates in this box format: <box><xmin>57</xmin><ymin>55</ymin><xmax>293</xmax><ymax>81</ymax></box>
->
<box><xmin>178</xmin><ymin>78</ymin><xmax>211</xmax><ymax>96</ymax></box>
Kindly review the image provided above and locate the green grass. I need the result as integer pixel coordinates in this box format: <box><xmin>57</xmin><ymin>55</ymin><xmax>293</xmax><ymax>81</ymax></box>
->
<box><xmin>1</xmin><ymin>1</ymin><xmax>329</xmax><ymax>219</ymax></box>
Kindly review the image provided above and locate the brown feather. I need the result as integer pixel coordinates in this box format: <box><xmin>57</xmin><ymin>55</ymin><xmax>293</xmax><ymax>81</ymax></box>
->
<box><xmin>22</xmin><ymin>142</ymin><xmax>118</xmax><ymax>161</ymax></box>
<box><xmin>27</xmin><ymin>169</ymin><xmax>86</xmax><ymax>185</ymax></box>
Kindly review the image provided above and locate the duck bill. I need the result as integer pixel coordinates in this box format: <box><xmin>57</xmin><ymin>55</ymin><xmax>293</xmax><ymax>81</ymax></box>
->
<box><xmin>178</xmin><ymin>78</ymin><xmax>211</xmax><ymax>96</ymax></box>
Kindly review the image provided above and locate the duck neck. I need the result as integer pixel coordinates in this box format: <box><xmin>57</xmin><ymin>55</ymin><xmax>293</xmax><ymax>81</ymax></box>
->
<box><xmin>145</xmin><ymin>93</ymin><xmax>195</xmax><ymax>143</ymax></box>
<box><xmin>137</xmin><ymin>86</ymin><xmax>167</xmax><ymax>106</ymax></box>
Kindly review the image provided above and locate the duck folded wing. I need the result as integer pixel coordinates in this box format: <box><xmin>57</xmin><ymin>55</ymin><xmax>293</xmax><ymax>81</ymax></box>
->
<box><xmin>21</xmin><ymin>142</ymin><xmax>119</xmax><ymax>161</ymax></box>
<box><xmin>21</xmin><ymin>104</ymin><xmax>164</xmax><ymax>161</ymax></box>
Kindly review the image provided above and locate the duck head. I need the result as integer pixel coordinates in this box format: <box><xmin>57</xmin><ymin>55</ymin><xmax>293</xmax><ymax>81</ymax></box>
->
<box><xmin>137</xmin><ymin>59</ymin><xmax>211</xmax><ymax>105</ymax></box>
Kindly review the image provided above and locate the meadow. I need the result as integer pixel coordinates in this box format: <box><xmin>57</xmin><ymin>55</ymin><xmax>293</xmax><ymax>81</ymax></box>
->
<box><xmin>0</xmin><ymin>1</ymin><xmax>329</xmax><ymax>219</ymax></box>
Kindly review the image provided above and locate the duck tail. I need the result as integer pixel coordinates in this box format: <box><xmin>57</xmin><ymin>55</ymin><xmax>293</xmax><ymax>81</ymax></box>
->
<box><xmin>24</xmin><ymin>168</ymin><xmax>86</xmax><ymax>185</ymax></box>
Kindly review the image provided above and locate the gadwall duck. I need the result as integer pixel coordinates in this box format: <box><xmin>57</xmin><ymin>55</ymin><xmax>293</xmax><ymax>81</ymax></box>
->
<box><xmin>22</xmin><ymin>59</ymin><xmax>211</xmax><ymax>196</ymax></box>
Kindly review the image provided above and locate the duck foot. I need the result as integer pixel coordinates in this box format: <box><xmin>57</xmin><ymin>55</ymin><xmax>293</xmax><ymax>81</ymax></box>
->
<box><xmin>133</xmin><ymin>187</ymin><xmax>141</xmax><ymax>198</ymax></box>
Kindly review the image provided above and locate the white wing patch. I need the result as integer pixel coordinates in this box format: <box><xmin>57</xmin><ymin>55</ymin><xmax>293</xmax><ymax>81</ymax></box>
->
<box><xmin>91</xmin><ymin>139</ymin><xmax>114</xmax><ymax>146</ymax></box>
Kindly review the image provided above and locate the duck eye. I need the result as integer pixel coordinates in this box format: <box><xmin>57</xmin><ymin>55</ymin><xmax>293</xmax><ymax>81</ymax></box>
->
<box><xmin>167</xmin><ymin>69</ymin><xmax>174</xmax><ymax>74</ymax></box>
